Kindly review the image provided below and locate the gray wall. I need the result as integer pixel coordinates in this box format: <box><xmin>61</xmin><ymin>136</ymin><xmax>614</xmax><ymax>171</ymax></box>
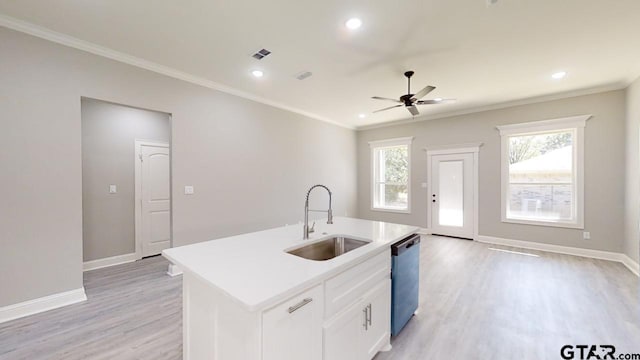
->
<box><xmin>0</xmin><ymin>27</ymin><xmax>357</xmax><ymax>307</ymax></box>
<box><xmin>357</xmin><ymin>90</ymin><xmax>626</xmax><ymax>253</ymax></box>
<box><xmin>625</xmin><ymin>77</ymin><xmax>640</xmax><ymax>263</ymax></box>
<box><xmin>81</xmin><ymin>99</ymin><xmax>171</xmax><ymax>262</ymax></box>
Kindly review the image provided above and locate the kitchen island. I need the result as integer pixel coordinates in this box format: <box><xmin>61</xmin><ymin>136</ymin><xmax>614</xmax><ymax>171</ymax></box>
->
<box><xmin>163</xmin><ymin>217</ymin><xmax>418</xmax><ymax>360</ymax></box>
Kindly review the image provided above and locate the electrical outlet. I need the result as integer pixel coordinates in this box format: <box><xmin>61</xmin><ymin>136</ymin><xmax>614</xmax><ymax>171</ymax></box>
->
<box><xmin>583</xmin><ymin>231</ymin><xmax>591</xmax><ymax>240</ymax></box>
<box><xmin>109</xmin><ymin>185</ymin><xmax>117</xmax><ymax>194</ymax></box>
<box><xmin>421</xmin><ymin>182</ymin><xmax>428</xmax><ymax>188</ymax></box>
<box><xmin>184</xmin><ymin>185</ymin><xmax>194</xmax><ymax>195</ymax></box>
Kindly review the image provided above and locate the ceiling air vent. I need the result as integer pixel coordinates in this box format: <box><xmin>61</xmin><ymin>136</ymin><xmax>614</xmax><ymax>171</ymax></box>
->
<box><xmin>252</xmin><ymin>49</ymin><xmax>271</xmax><ymax>60</ymax></box>
<box><xmin>296</xmin><ymin>71</ymin><xmax>313</xmax><ymax>80</ymax></box>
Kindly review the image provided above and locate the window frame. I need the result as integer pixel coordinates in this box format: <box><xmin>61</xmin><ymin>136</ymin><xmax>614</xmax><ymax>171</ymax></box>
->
<box><xmin>497</xmin><ymin>115</ymin><xmax>590</xmax><ymax>229</ymax></box>
<box><xmin>369</xmin><ymin>137</ymin><xmax>413</xmax><ymax>214</ymax></box>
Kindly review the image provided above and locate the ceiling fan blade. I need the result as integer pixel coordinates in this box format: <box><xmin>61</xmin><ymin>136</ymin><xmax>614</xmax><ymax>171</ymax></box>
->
<box><xmin>416</xmin><ymin>99</ymin><xmax>456</xmax><ymax>105</ymax></box>
<box><xmin>372</xmin><ymin>96</ymin><xmax>402</xmax><ymax>103</ymax></box>
<box><xmin>407</xmin><ymin>105</ymin><xmax>419</xmax><ymax>116</ymax></box>
<box><xmin>410</xmin><ymin>85</ymin><xmax>436</xmax><ymax>100</ymax></box>
<box><xmin>373</xmin><ymin>104</ymin><xmax>403</xmax><ymax>113</ymax></box>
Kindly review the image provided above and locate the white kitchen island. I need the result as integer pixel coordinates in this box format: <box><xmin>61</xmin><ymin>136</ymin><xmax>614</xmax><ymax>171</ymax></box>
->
<box><xmin>163</xmin><ymin>217</ymin><xmax>418</xmax><ymax>360</ymax></box>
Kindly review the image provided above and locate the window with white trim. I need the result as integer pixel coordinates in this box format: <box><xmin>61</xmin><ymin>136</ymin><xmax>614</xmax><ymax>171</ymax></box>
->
<box><xmin>369</xmin><ymin>137</ymin><xmax>412</xmax><ymax>213</ymax></box>
<box><xmin>497</xmin><ymin>115</ymin><xmax>589</xmax><ymax>228</ymax></box>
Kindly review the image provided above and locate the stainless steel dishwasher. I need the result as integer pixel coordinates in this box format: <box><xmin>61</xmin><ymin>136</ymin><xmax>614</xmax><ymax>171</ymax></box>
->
<box><xmin>390</xmin><ymin>233</ymin><xmax>421</xmax><ymax>336</ymax></box>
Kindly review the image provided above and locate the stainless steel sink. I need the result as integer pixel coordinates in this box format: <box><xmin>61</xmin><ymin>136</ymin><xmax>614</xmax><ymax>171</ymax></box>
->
<box><xmin>287</xmin><ymin>236</ymin><xmax>370</xmax><ymax>261</ymax></box>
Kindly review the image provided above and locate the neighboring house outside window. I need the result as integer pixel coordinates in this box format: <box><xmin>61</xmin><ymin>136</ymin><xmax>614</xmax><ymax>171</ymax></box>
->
<box><xmin>369</xmin><ymin>137</ymin><xmax>413</xmax><ymax>213</ymax></box>
<box><xmin>497</xmin><ymin>115</ymin><xmax>590</xmax><ymax>229</ymax></box>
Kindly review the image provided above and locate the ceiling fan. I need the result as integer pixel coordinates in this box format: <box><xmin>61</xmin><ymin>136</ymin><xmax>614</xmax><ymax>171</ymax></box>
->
<box><xmin>372</xmin><ymin>71</ymin><xmax>455</xmax><ymax>116</ymax></box>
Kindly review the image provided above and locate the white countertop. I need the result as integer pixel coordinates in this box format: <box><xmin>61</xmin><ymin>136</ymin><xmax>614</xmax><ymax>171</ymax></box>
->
<box><xmin>163</xmin><ymin>217</ymin><xmax>419</xmax><ymax>312</ymax></box>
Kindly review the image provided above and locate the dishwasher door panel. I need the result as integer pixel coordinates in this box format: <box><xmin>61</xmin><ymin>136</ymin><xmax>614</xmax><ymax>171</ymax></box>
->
<box><xmin>390</xmin><ymin>239</ymin><xmax>420</xmax><ymax>336</ymax></box>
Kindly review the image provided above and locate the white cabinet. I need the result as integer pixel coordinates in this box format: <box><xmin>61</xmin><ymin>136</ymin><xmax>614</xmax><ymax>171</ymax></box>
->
<box><xmin>323</xmin><ymin>301</ymin><xmax>363</xmax><ymax>360</ymax></box>
<box><xmin>324</xmin><ymin>280</ymin><xmax>391</xmax><ymax>360</ymax></box>
<box><xmin>362</xmin><ymin>280</ymin><xmax>391</xmax><ymax>359</ymax></box>
<box><xmin>181</xmin><ymin>250</ymin><xmax>392</xmax><ymax>360</ymax></box>
<box><xmin>323</xmin><ymin>251</ymin><xmax>392</xmax><ymax>360</ymax></box>
<box><xmin>263</xmin><ymin>285</ymin><xmax>323</xmax><ymax>360</ymax></box>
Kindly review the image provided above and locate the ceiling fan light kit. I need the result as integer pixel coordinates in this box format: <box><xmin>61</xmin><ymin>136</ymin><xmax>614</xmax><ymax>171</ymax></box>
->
<box><xmin>372</xmin><ymin>70</ymin><xmax>455</xmax><ymax>116</ymax></box>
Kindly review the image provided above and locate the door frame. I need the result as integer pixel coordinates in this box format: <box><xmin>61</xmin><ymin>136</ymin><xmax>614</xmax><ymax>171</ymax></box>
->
<box><xmin>425</xmin><ymin>143</ymin><xmax>482</xmax><ymax>240</ymax></box>
<box><xmin>134</xmin><ymin>139</ymin><xmax>171</xmax><ymax>260</ymax></box>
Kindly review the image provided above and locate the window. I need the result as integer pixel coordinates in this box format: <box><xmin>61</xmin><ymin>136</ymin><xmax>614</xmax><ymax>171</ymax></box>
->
<box><xmin>497</xmin><ymin>115</ymin><xmax>590</xmax><ymax>228</ymax></box>
<box><xmin>369</xmin><ymin>137</ymin><xmax>413</xmax><ymax>213</ymax></box>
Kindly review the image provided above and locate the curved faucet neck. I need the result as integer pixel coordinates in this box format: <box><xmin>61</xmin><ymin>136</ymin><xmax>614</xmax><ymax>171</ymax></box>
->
<box><xmin>303</xmin><ymin>184</ymin><xmax>333</xmax><ymax>239</ymax></box>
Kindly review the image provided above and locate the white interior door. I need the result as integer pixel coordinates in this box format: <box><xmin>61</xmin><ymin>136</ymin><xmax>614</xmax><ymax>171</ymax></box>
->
<box><xmin>430</xmin><ymin>153</ymin><xmax>474</xmax><ymax>239</ymax></box>
<box><xmin>138</xmin><ymin>143</ymin><xmax>171</xmax><ymax>257</ymax></box>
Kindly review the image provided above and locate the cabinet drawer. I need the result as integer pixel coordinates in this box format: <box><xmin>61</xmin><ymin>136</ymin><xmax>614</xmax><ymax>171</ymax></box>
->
<box><xmin>324</xmin><ymin>250</ymin><xmax>390</xmax><ymax>319</ymax></box>
<box><xmin>263</xmin><ymin>285</ymin><xmax>323</xmax><ymax>360</ymax></box>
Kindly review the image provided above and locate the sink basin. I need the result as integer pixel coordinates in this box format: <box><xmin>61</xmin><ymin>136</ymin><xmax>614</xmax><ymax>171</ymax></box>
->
<box><xmin>287</xmin><ymin>236</ymin><xmax>370</xmax><ymax>261</ymax></box>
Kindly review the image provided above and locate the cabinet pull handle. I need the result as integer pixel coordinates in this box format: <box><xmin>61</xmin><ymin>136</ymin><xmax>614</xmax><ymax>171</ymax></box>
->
<box><xmin>367</xmin><ymin>304</ymin><xmax>372</xmax><ymax>326</ymax></box>
<box><xmin>288</xmin><ymin>298</ymin><xmax>313</xmax><ymax>313</ymax></box>
<box><xmin>363</xmin><ymin>308</ymin><xmax>368</xmax><ymax>330</ymax></box>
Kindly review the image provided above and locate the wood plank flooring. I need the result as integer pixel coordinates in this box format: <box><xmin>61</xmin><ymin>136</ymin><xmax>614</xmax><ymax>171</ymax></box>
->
<box><xmin>375</xmin><ymin>237</ymin><xmax>640</xmax><ymax>360</ymax></box>
<box><xmin>0</xmin><ymin>256</ymin><xmax>182</xmax><ymax>360</ymax></box>
<box><xmin>1</xmin><ymin>236</ymin><xmax>638</xmax><ymax>360</ymax></box>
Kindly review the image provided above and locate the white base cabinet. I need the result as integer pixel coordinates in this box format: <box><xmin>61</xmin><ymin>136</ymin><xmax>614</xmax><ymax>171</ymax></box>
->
<box><xmin>263</xmin><ymin>285</ymin><xmax>323</xmax><ymax>360</ymax></box>
<box><xmin>324</xmin><ymin>280</ymin><xmax>391</xmax><ymax>360</ymax></box>
<box><xmin>182</xmin><ymin>250</ymin><xmax>392</xmax><ymax>360</ymax></box>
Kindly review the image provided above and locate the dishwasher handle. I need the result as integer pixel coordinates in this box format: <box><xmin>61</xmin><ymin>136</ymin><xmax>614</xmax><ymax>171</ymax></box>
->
<box><xmin>391</xmin><ymin>234</ymin><xmax>421</xmax><ymax>256</ymax></box>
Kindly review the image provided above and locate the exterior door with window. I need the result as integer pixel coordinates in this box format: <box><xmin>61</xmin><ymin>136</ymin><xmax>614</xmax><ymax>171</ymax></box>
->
<box><xmin>430</xmin><ymin>153</ymin><xmax>474</xmax><ymax>239</ymax></box>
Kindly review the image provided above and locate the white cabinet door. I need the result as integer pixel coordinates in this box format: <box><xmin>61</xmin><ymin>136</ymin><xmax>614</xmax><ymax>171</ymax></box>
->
<box><xmin>361</xmin><ymin>280</ymin><xmax>392</xmax><ymax>359</ymax></box>
<box><xmin>263</xmin><ymin>285</ymin><xmax>323</xmax><ymax>360</ymax></box>
<box><xmin>324</xmin><ymin>279</ymin><xmax>392</xmax><ymax>360</ymax></box>
<box><xmin>323</xmin><ymin>302</ymin><xmax>365</xmax><ymax>360</ymax></box>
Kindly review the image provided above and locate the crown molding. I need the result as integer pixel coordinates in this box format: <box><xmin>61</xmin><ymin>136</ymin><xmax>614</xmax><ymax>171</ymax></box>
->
<box><xmin>0</xmin><ymin>14</ymin><xmax>354</xmax><ymax>130</ymax></box>
<box><xmin>357</xmin><ymin>82</ymin><xmax>629</xmax><ymax>131</ymax></box>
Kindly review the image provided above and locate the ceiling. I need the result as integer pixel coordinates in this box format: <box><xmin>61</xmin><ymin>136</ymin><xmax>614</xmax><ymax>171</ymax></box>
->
<box><xmin>1</xmin><ymin>0</ymin><xmax>640</xmax><ymax>128</ymax></box>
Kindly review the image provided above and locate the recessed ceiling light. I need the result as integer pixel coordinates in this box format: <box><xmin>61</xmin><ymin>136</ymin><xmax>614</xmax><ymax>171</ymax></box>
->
<box><xmin>251</xmin><ymin>70</ymin><xmax>264</xmax><ymax>78</ymax></box>
<box><xmin>551</xmin><ymin>71</ymin><xmax>567</xmax><ymax>79</ymax></box>
<box><xmin>345</xmin><ymin>18</ymin><xmax>362</xmax><ymax>30</ymax></box>
<box><xmin>358</xmin><ymin>113</ymin><xmax>366</xmax><ymax>118</ymax></box>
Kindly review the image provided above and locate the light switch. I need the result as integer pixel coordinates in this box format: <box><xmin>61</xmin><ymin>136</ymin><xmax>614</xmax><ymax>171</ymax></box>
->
<box><xmin>109</xmin><ymin>185</ymin><xmax>117</xmax><ymax>194</ymax></box>
<box><xmin>184</xmin><ymin>185</ymin><xmax>194</xmax><ymax>195</ymax></box>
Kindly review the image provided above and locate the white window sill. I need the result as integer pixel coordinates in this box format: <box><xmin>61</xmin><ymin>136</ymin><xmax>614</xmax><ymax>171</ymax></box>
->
<box><xmin>502</xmin><ymin>218</ymin><xmax>583</xmax><ymax>230</ymax></box>
<box><xmin>371</xmin><ymin>207</ymin><xmax>411</xmax><ymax>214</ymax></box>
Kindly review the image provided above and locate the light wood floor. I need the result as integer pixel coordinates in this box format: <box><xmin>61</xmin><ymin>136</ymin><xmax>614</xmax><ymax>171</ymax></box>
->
<box><xmin>376</xmin><ymin>237</ymin><xmax>640</xmax><ymax>360</ymax></box>
<box><xmin>0</xmin><ymin>256</ymin><xmax>182</xmax><ymax>360</ymax></box>
<box><xmin>1</xmin><ymin>237</ymin><xmax>638</xmax><ymax>360</ymax></box>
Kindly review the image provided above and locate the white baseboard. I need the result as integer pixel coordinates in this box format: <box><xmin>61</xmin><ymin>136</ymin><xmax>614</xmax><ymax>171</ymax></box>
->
<box><xmin>477</xmin><ymin>235</ymin><xmax>639</xmax><ymax>276</ymax></box>
<box><xmin>167</xmin><ymin>264</ymin><xmax>183</xmax><ymax>277</ymax></box>
<box><xmin>417</xmin><ymin>228</ymin><xmax>431</xmax><ymax>235</ymax></box>
<box><xmin>476</xmin><ymin>235</ymin><xmax>621</xmax><ymax>261</ymax></box>
<box><xmin>0</xmin><ymin>287</ymin><xmax>87</xmax><ymax>324</ymax></box>
<box><xmin>83</xmin><ymin>253</ymin><xmax>137</xmax><ymax>272</ymax></box>
<box><xmin>621</xmin><ymin>254</ymin><xmax>640</xmax><ymax>277</ymax></box>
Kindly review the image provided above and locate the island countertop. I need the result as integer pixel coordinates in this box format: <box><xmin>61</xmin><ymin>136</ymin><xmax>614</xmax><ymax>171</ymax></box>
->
<box><xmin>162</xmin><ymin>217</ymin><xmax>419</xmax><ymax>312</ymax></box>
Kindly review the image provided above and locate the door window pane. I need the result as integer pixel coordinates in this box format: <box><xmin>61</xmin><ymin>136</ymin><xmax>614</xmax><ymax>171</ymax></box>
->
<box><xmin>438</xmin><ymin>161</ymin><xmax>464</xmax><ymax>227</ymax></box>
